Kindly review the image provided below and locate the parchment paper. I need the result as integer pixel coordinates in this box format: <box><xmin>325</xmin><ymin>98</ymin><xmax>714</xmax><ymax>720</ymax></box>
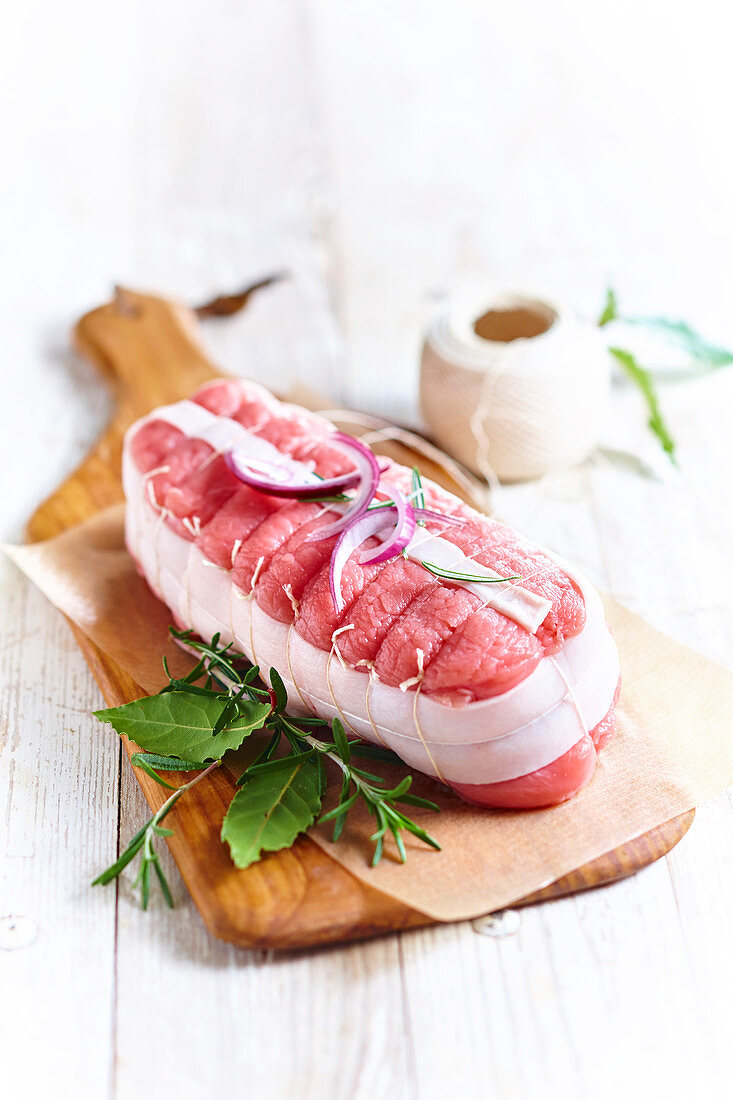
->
<box><xmin>6</xmin><ymin>506</ymin><xmax>733</xmax><ymax>922</ymax></box>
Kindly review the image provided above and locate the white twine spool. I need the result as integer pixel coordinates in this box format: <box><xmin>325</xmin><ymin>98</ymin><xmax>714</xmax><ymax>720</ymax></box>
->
<box><xmin>420</xmin><ymin>288</ymin><xmax>611</xmax><ymax>483</ymax></box>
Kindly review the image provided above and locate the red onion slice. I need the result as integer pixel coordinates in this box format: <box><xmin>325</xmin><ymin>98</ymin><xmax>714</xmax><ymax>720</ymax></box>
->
<box><xmin>310</xmin><ymin>433</ymin><xmax>381</xmax><ymax>540</ymax></box>
<box><xmin>412</xmin><ymin>507</ymin><xmax>462</xmax><ymax>526</ymax></box>
<box><xmin>225</xmin><ymin>451</ymin><xmax>362</xmax><ymax>499</ymax></box>
<box><xmin>360</xmin><ymin>490</ymin><xmax>415</xmax><ymax>564</ymax></box>
<box><xmin>329</xmin><ymin>491</ymin><xmax>419</xmax><ymax>611</ymax></box>
<box><xmin>329</xmin><ymin>505</ymin><xmax>398</xmax><ymax>612</ymax></box>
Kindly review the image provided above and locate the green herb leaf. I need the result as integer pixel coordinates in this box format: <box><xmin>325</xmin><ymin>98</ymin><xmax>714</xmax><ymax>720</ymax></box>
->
<box><xmin>331</xmin><ymin>717</ymin><xmax>351</xmax><ymax>764</ymax></box>
<box><xmin>92</xmin><ymin>825</ymin><xmax>148</xmax><ymax>886</ymax></box>
<box><xmin>411</xmin><ymin>466</ymin><xmax>426</xmax><ymax>512</ymax></box>
<box><xmin>243</xmin><ymin>748</ymin><xmax>316</xmax><ymax>776</ymax></box>
<box><xmin>598</xmin><ymin>287</ymin><xmax>732</xmax><ymax>370</ymax></box>
<box><xmin>92</xmin><ymin>630</ymin><xmax>442</xmax><ymax>907</ymax></box>
<box><xmin>348</xmin><ymin>743</ymin><xmax>402</xmax><ymax>764</ymax></box>
<box><xmin>91</xmin><ymin>759</ymin><xmax>221</xmax><ymax>906</ymax></box>
<box><xmin>305</xmin><ymin>493</ymin><xmax>351</xmax><ymax>503</ymax></box>
<box><xmin>152</xmin><ymin>861</ymin><xmax>174</xmax><ymax>908</ymax></box>
<box><xmin>130</xmin><ymin>755</ymin><xmax>179</xmax><ymax>789</ymax></box>
<box><xmin>597</xmin><ymin>287</ymin><xmax>618</xmax><ymax>327</ymax></box>
<box><xmin>625</xmin><ymin>316</ymin><xmax>733</xmax><ymax>368</ymax></box>
<box><xmin>129</xmin><ymin>753</ymin><xmax>203</xmax><ymax>772</ymax></box>
<box><xmin>608</xmin><ymin>347</ymin><xmax>677</xmax><ymax>464</ymax></box>
<box><xmin>221</xmin><ymin>753</ymin><xmax>322</xmax><ymax>869</ymax></box>
<box><xmin>94</xmin><ymin>692</ymin><xmax>270</xmax><ymax>762</ymax></box>
<box><xmin>269</xmin><ymin>667</ymin><xmax>288</xmax><ymax>713</ymax></box>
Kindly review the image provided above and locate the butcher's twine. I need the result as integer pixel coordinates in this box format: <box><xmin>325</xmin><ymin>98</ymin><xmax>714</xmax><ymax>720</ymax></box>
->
<box><xmin>420</xmin><ymin>288</ymin><xmax>611</xmax><ymax>485</ymax></box>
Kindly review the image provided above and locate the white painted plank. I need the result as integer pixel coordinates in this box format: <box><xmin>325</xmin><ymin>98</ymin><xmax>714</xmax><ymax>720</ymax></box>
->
<box><xmin>0</xmin><ymin>566</ymin><xmax>118</xmax><ymax>1100</ymax></box>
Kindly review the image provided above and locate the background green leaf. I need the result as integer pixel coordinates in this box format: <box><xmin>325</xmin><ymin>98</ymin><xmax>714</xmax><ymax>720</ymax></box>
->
<box><xmin>608</xmin><ymin>347</ymin><xmax>676</xmax><ymax>463</ymax></box>
<box><xmin>597</xmin><ymin>286</ymin><xmax>618</xmax><ymax>327</ymax></box>
<box><xmin>624</xmin><ymin>316</ymin><xmax>733</xmax><ymax>368</ymax></box>
<box><xmin>94</xmin><ymin>692</ymin><xmax>270</xmax><ymax>762</ymax></box>
<box><xmin>221</xmin><ymin>754</ymin><xmax>322</xmax><ymax>868</ymax></box>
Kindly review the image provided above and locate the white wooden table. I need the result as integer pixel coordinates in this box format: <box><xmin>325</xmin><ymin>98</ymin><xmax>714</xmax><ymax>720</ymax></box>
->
<box><xmin>2</xmin><ymin>3</ymin><xmax>732</xmax><ymax>1097</ymax></box>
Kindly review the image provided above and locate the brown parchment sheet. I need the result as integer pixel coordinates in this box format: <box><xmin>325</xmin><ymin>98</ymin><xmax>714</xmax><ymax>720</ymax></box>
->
<box><xmin>5</xmin><ymin>506</ymin><xmax>733</xmax><ymax>922</ymax></box>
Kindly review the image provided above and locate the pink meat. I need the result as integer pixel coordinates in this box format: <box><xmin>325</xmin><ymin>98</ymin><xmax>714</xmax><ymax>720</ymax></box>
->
<box><xmin>125</xmin><ymin>380</ymin><xmax>620</xmax><ymax>810</ymax></box>
<box><xmin>422</xmin><ymin>605</ymin><xmax>543</xmax><ymax>701</ymax></box>
<box><xmin>257</xmin><ymin>412</ymin><xmax>325</xmax><ymax>455</ymax></box>
<box><xmin>163</xmin><ymin>453</ymin><xmax>241</xmax><ymax>526</ymax></box>
<box><xmin>147</xmin><ymin>437</ymin><xmax>212</xmax><ymax>509</ymax></box>
<box><xmin>192</xmin><ymin>379</ymin><xmax>273</xmax><ymax>430</ymax></box>
<box><xmin>231</xmin><ymin>500</ymin><xmax>325</xmax><ymax>591</ymax></box>
<box><xmin>191</xmin><ymin>379</ymin><xmax>248</xmax><ymax>419</ymax></box>
<box><xmin>438</xmin><ymin>517</ymin><xmax>585</xmax><ymax>651</ymax></box>
<box><xmin>255</xmin><ymin>513</ymin><xmax>338</xmax><ymax>624</ymax></box>
<box><xmin>337</xmin><ymin>559</ymin><xmax>436</xmax><ymax>666</ymax></box>
<box><xmin>290</xmin><ymin>439</ymin><xmax>354</xmax><ymax>478</ymax></box>
<box><xmin>129</xmin><ymin>419</ymin><xmax>184</xmax><ymax>474</ymax></box>
<box><xmin>295</xmin><ymin>540</ymin><xmax>385</xmax><ymax>650</ymax></box>
<box><xmin>198</xmin><ymin>487</ymin><xmax>286</xmax><ymax>570</ymax></box>
<box><xmin>452</xmin><ymin>732</ymin><xmax>598</xmax><ymax>809</ymax></box>
<box><xmin>258</xmin><ymin>413</ymin><xmax>353</xmax><ymax>477</ymax></box>
<box><xmin>373</xmin><ymin>584</ymin><xmax>480</xmax><ymax>687</ymax></box>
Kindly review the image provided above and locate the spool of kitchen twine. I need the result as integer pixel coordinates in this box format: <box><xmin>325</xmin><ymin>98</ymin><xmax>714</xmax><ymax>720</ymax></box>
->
<box><xmin>420</xmin><ymin>289</ymin><xmax>611</xmax><ymax>484</ymax></box>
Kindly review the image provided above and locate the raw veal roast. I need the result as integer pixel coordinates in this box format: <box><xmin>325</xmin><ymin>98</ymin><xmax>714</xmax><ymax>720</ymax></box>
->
<box><xmin>122</xmin><ymin>378</ymin><xmax>620</xmax><ymax>809</ymax></box>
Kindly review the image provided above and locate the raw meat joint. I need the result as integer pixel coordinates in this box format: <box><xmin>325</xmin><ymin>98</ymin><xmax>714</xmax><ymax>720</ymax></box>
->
<box><xmin>123</xmin><ymin>378</ymin><xmax>621</xmax><ymax>810</ymax></box>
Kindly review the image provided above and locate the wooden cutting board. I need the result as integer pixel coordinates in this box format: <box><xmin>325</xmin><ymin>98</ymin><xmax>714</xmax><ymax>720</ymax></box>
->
<box><xmin>26</xmin><ymin>287</ymin><xmax>694</xmax><ymax>950</ymax></box>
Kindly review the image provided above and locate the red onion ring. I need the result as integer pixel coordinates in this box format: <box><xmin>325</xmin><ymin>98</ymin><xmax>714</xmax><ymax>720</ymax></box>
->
<box><xmin>224</xmin><ymin>451</ymin><xmax>362</xmax><ymax>499</ymax></box>
<box><xmin>329</xmin><ymin>506</ymin><xmax>396</xmax><ymax>612</ymax></box>
<box><xmin>360</xmin><ymin>490</ymin><xmax>415</xmax><ymax>564</ymax></box>
<box><xmin>329</xmin><ymin>491</ymin><xmax>419</xmax><ymax>611</ymax></box>
<box><xmin>412</xmin><ymin>507</ymin><xmax>462</xmax><ymax>527</ymax></box>
<box><xmin>310</xmin><ymin>433</ymin><xmax>382</xmax><ymax>540</ymax></box>
<box><xmin>226</xmin><ymin>433</ymin><xmax>390</xmax><ymax>505</ymax></box>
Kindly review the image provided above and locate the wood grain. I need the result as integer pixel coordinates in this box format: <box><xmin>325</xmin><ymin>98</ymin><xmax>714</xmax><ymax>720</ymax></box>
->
<box><xmin>26</xmin><ymin>289</ymin><xmax>694</xmax><ymax>950</ymax></box>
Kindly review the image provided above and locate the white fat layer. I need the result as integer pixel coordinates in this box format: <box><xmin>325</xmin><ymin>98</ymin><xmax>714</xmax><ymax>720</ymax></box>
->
<box><xmin>125</xmin><ymin>455</ymin><xmax>619</xmax><ymax>785</ymax></box>
<box><xmin>129</xmin><ymin>400</ymin><xmax>551</xmax><ymax>633</ymax></box>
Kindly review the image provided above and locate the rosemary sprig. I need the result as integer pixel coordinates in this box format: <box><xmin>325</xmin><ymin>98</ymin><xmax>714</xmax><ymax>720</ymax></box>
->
<box><xmin>420</xmin><ymin>560</ymin><xmax>521</xmax><ymax>585</ymax></box>
<box><xmin>306</xmin><ymin>492</ymin><xmax>351</xmax><ymax>503</ymax></box>
<box><xmin>307</xmin><ymin>721</ymin><xmax>441</xmax><ymax>864</ymax></box>
<box><xmin>597</xmin><ymin>286</ymin><xmax>619</xmax><ymax>328</ymax></box>
<box><xmin>93</xmin><ymin>758</ymin><xmax>221</xmax><ymax>908</ymax></box>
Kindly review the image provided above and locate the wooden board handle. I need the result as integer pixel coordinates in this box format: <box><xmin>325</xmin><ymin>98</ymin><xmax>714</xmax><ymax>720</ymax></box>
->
<box><xmin>28</xmin><ymin>291</ymin><xmax>219</xmax><ymax>542</ymax></box>
<box><xmin>74</xmin><ymin>288</ymin><xmax>216</xmax><ymax>407</ymax></box>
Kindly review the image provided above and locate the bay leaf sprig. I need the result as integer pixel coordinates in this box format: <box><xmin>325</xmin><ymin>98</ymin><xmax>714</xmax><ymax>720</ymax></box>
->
<box><xmin>92</xmin><ymin>629</ymin><xmax>440</xmax><ymax>908</ymax></box>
